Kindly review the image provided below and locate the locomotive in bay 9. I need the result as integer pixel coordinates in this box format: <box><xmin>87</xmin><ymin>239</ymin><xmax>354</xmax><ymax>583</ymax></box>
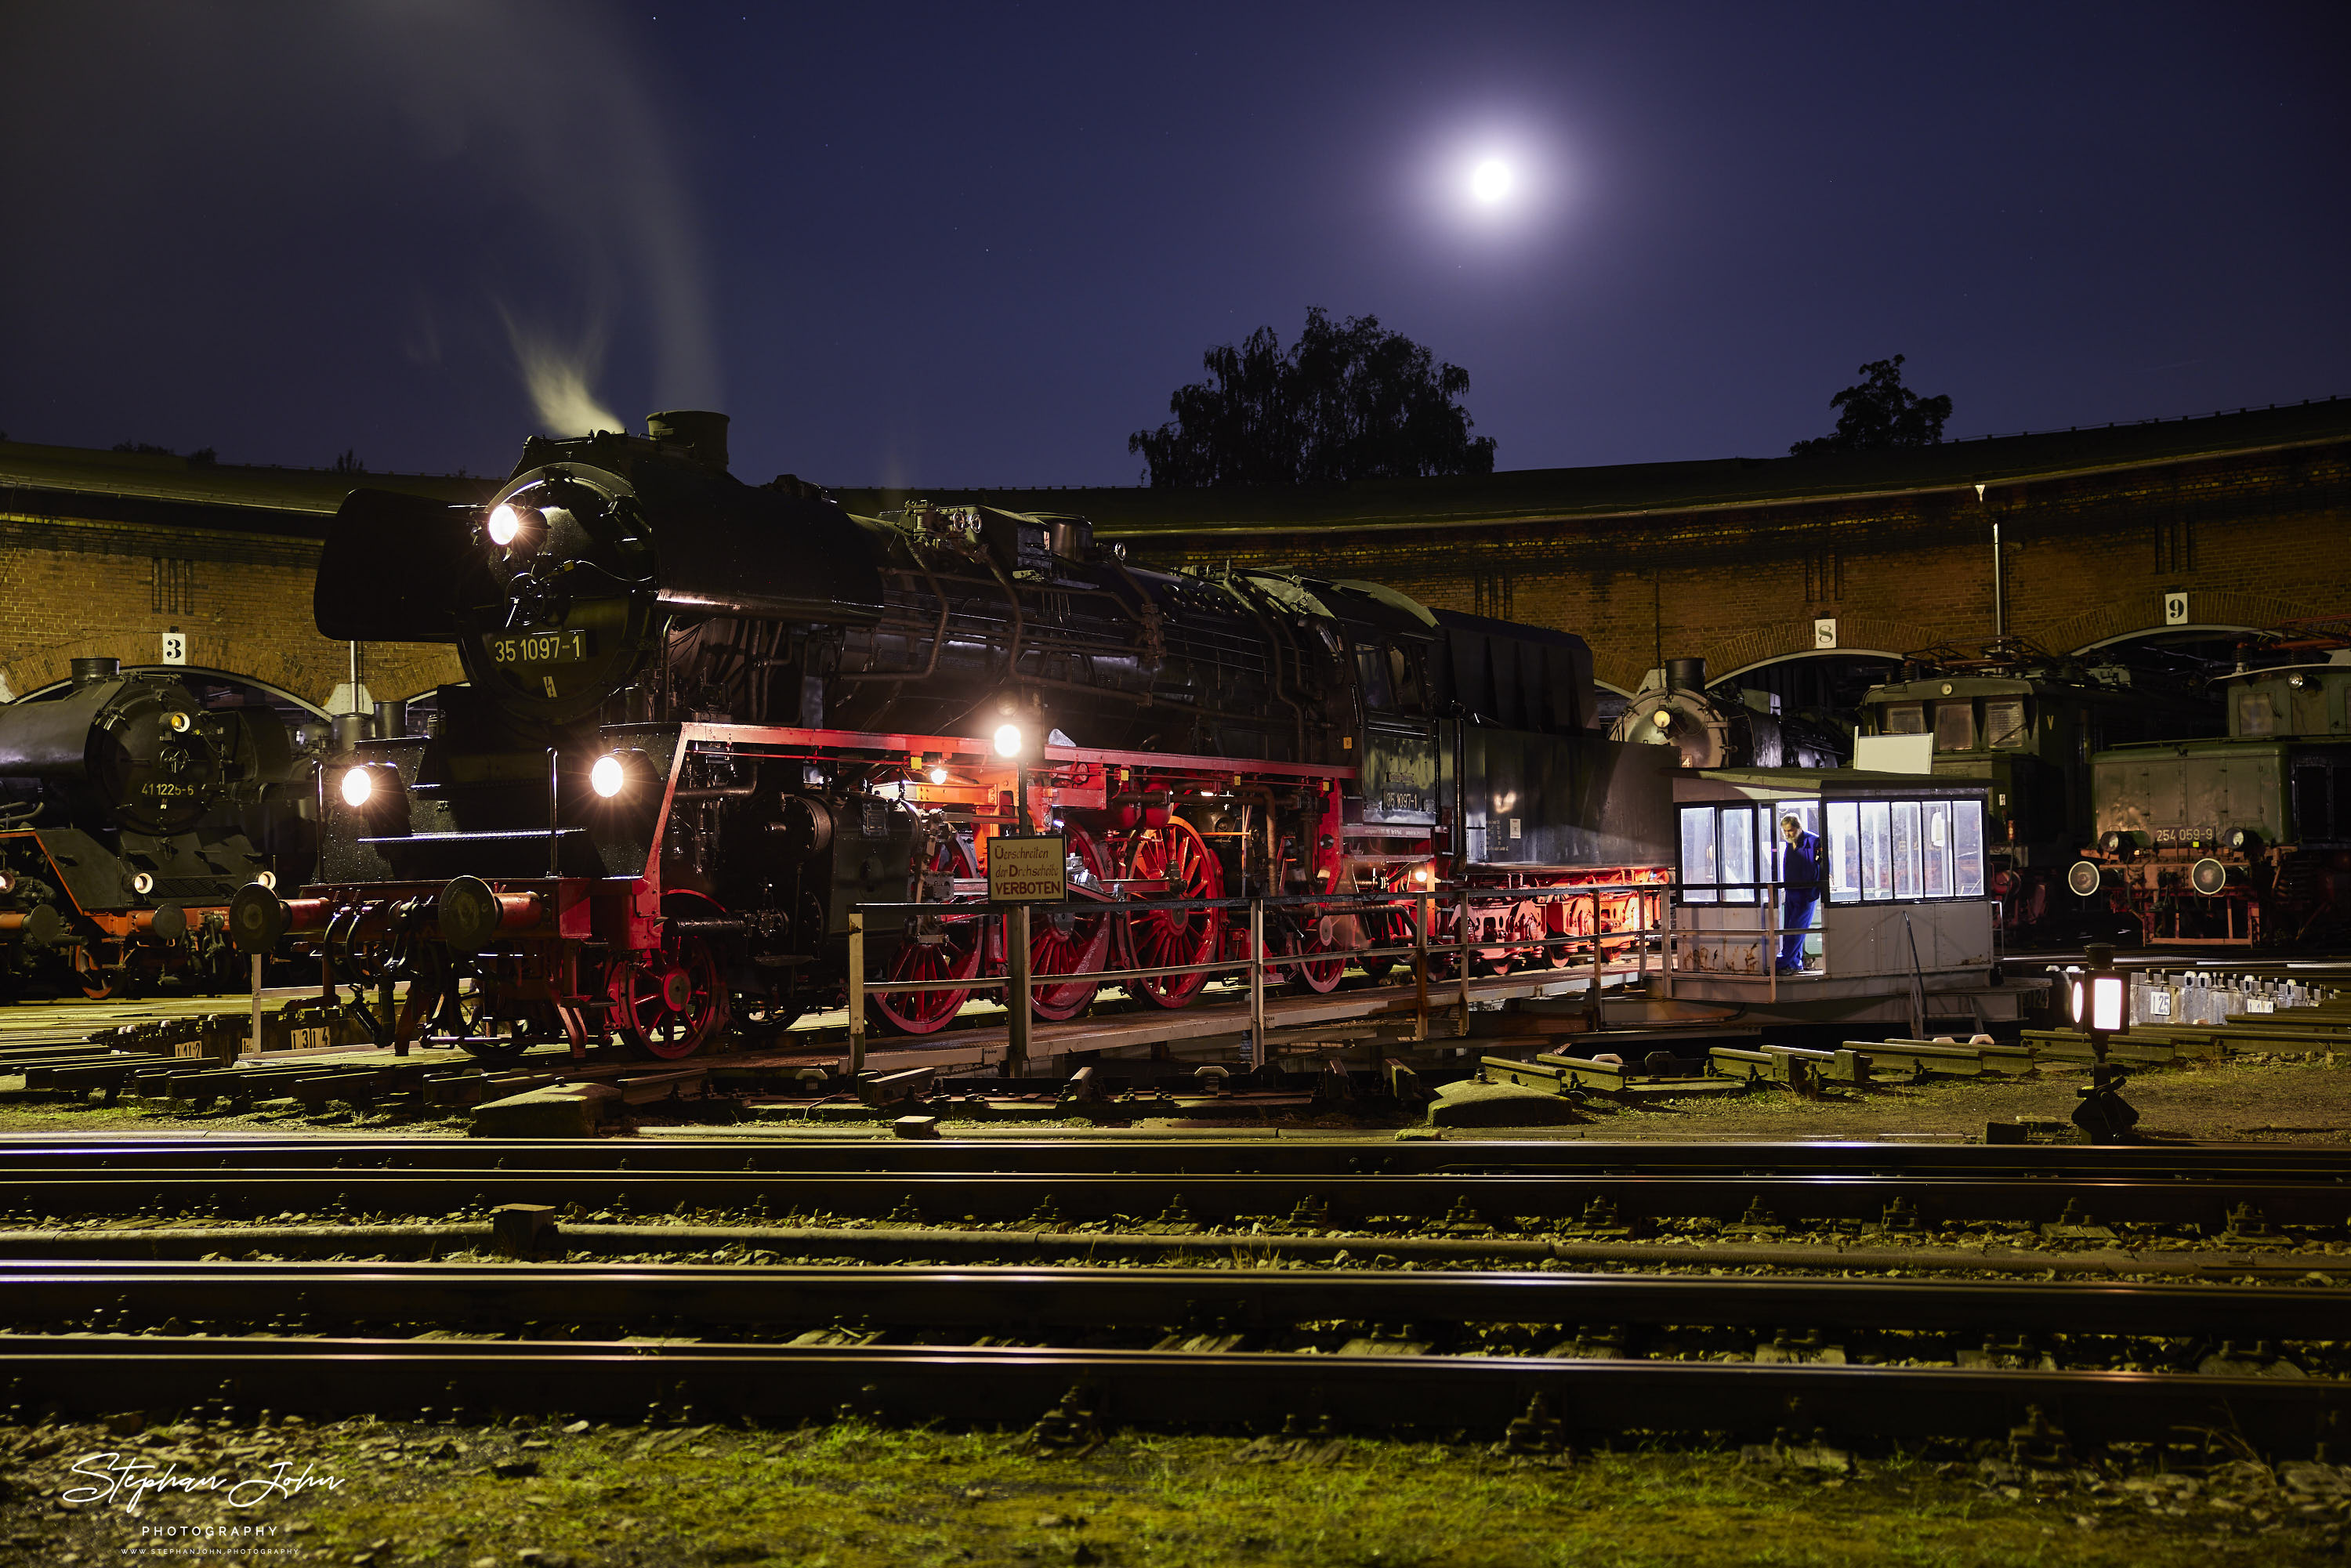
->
<box><xmin>237</xmin><ymin>411</ymin><xmax>1673</xmax><ymax>1060</ymax></box>
<box><xmin>2070</xmin><ymin>657</ymin><xmax>2351</xmax><ymax>944</ymax></box>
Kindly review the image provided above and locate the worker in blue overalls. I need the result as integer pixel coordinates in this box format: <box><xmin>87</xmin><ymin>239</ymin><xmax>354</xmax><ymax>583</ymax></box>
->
<box><xmin>1777</xmin><ymin>813</ymin><xmax>1821</xmax><ymax>974</ymax></box>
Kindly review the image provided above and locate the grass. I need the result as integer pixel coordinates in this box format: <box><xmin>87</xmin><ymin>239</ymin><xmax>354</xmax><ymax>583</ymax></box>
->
<box><xmin>5</xmin><ymin>1417</ymin><xmax>2341</xmax><ymax>1567</ymax></box>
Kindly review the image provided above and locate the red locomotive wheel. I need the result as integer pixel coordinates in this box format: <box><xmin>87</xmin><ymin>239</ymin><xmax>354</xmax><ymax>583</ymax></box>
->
<box><xmin>614</xmin><ymin>931</ymin><xmax>725</xmax><ymax>1060</ymax></box>
<box><xmin>1116</xmin><ymin>817</ymin><xmax>1226</xmax><ymax>1009</ymax></box>
<box><xmin>1282</xmin><ymin>911</ymin><xmax>1347</xmax><ymax>995</ymax></box>
<box><xmin>870</xmin><ymin>836</ymin><xmax>985</xmax><ymax>1036</ymax></box>
<box><xmin>1024</xmin><ymin>827</ymin><xmax>1111</xmax><ymax>1023</ymax></box>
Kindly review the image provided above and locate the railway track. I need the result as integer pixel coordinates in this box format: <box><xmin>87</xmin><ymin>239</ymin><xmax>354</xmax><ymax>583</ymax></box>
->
<box><xmin>0</xmin><ymin>1261</ymin><xmax>2344</xmax><ymax>1454</ymax></box>
<box><xmin>2</xmin><ymin>1136</ymin><xmax>2349</xmax><ymax>1237</ymax></box>
<box><xmin>2</xmin><ymin>1165</ymin><xmax>2347</xmax><ymax>1232</ymax></box>
<box><xmin>4</xmin><ymin>1137</ymin><xmax>2348</xmax><ymax>1454</ymax></box>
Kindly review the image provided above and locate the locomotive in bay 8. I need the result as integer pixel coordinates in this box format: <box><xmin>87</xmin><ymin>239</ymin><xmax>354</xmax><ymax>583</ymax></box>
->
<box><xmin>234</xmin><ymin>411</ymin><xmax>1675</xmax><ymax>1059</ymax></box>
<box><xmin>0</xmin><ymin>659</ymin><xmax>314</xmax><ymax>999</ymax></box>
<box><xmin>1845</xmin><ymin>646</ymin><xmax>2217</xmax><ymax>939</ymax></box>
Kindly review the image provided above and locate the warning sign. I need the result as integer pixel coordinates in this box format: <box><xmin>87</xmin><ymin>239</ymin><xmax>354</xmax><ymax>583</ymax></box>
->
<box><xmin>987</xmin><ymin>834</ymin><xmax>1067</xmax><ymax>903</ymax></box>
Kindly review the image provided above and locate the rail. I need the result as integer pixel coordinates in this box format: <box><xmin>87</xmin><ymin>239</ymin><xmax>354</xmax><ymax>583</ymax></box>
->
<box><xmin>845</xmin><ymin>882</ymin><xmax>1667</xmax><ymax>1074</ymax></box>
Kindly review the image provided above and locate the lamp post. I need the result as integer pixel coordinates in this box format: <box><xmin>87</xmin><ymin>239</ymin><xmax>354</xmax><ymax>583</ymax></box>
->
<box><xmin>2070</xmin><ymin>941</ymin><xmax>2138</xmax><ymax>1144</ymax></box>
<box><xmin>994</xmin><ymin>719</ymin><xmax>1032</xmax><ymax>1078</ymax></box>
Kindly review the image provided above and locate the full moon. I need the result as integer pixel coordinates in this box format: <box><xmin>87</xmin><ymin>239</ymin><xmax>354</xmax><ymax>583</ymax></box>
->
<box><xmin>1469</xmin><ymin>158</ymin><xmax>1514</xmax><ymax>205</ymax></box>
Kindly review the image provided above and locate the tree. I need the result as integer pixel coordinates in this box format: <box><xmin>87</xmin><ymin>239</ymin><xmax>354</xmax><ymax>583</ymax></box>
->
<box><xmin>1129</xmin><ymin>308</ymin><xmax>1497</xmax><ymax>487</ymax></box>
<box><xmin>1788</xmin><ymin>354</ymin><xmax>1952</xmax><ymax>456</ymax></box>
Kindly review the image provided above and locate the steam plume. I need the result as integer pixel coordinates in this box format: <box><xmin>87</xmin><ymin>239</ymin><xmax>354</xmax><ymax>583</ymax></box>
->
<box><xmin>501</xmin><ymin>309</ymin><xmax>623</xmax><ymax>436</ymax></box>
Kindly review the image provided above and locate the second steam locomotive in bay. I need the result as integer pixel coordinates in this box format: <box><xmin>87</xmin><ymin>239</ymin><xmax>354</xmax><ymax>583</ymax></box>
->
<box><xmin>236</xmin><ymin>411</ymin><xmax>1672</xmax><ymax>1060</ymax></box>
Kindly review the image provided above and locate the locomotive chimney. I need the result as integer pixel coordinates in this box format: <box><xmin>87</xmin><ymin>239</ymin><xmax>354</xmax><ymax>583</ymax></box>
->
<box><xmin>70</xmin><ymin>657</ymin><xmax>121</xmax><ymax>689</ymax></box>
<box><xmin>647</xmin><ymin>410</ymin><xmax>731</xmax><ymax>474</ymax></box>
<box><xmin>1665</xmin><ymin>656</ymin><xmax>1707</xmax><ymax>693</ymax></box>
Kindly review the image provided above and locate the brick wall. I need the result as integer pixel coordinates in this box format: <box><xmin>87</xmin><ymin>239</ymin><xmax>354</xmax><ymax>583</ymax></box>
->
<box><xmin>1123</xmin><ymin>441</ymin><xmax>2351</xmax><ymax>691</ymax></box>
<box><xmin>0</xmin><ymin>511</ymin><xmax>461</xmax><ymax>706</ymax></box>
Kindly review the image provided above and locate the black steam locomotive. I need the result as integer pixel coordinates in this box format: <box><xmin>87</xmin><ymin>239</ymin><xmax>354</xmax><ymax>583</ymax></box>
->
<box><xmin>0</xmin><ymin>660</ymin><xmax>315</xmax><ymax>999</ymax></box>
<box><xmin>238</xmin><ymin>412</ymin><xmax>1672</xmax><ymax>1059</ymax></box>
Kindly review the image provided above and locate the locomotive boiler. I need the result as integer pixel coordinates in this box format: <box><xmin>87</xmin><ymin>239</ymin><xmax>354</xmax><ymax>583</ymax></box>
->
<box><xmin>0</xmin><ymin>659</ymin><xmax>310</xmax><ymax>998</ymax></box>
<box><xmin>241</xmin><ymin>412</ymin><xmax>1673</xmax><ymax>1059</ymax></box>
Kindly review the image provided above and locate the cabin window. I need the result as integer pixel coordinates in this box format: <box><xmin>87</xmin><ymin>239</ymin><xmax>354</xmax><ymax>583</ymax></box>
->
<box><xmin>1354</xmin><ymin>646</ymin><xmax>1393</xmax><ymax>711</ymax></box>
<box><xmin>1922</xmin><ymin>801</ymin><xmax>1954</xmax><ymax>896</ymax></box>
<box><xmin>1890</xmin><ymin>800</ymin><xmax>1923</xmax><ymax>898</ymax></box>
<box><xmin>2237</xmin><ymin>692</ymin><xmax>2277</xmax><ymax>737</ymax></box>
<box><xmin>1984</xmin><ymin>698</ymin><xmax>2029</xmax><ymax>750</ymax></box>
<box><xmin>1719</xmin><ymin>806</ymin><xmax>1755</xmax><ymax>903</ymax></box>
<box><xmin>1388</xmin><ymin>647</ymin><xmax>1426</xmax><ymax>714</ymax></box>
<box><xmin>1882</xmin><ymin>702</ymin><xmax>1926</xmax><ymax>735</ymax></box>
<box><xmin>1825</xmin><ymin>801</ymin><xmax>1862</xmax><ymax>904</ymax></box>
<box><xmin>1954</xmin><ymin>800</ymin><xmax>1987</xmax><ymax>896</ymax></box>
<box><xmin>1679</xmin><ymin>808</ymin><xmax>1719</xmax><ymax>904</ymax></box>
<box><xmin>1933</xmin><ymin>702</ymin><xmax>1976</xmax><ymax>752</ymax></box>
<box><xmin>1859</xmin><ymin>801</ymin><xmax>1893</xmax><ymax>901</ymax></box>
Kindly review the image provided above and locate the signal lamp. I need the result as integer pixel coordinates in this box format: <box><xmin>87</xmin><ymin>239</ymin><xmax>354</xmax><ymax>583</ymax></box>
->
<box><xmin>993</xmin><ymin>722</ymin><xmax>1026</xmax><ymax>759</ymax></box>
<box><xmin>340</xmin><ymin>766</ymin><xmax>376</xmax><ymax>808</ymax></box>
<box><xmin>0</xmin><ymin>869</ymin><xmax>13</xmax><ymax>893</ymax></box>
<box><xmin>487</xmin><ymin>504</ymin><xmax>523</xmax><ymax>546</ymax></box>
<box><xmin>591</xmin><ymin>755</ymin><xmax>625</xmax><ymax>798</ymax></box>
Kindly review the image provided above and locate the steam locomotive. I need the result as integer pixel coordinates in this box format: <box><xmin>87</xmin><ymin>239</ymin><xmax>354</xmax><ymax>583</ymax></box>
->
<box><xmin>234</xmin><ymin>411</ymin><xmax>1674</xmax><ymax>1061</ymax></box>
<box><xmin>1607</xmin><ymin>657</ymin><xmax>1846</xmax><ymax>771</ymax></box>
<box><xmin>0</xmin><ymin>660</ymin><xmax>317</xmax><ymax>999</ymax></box>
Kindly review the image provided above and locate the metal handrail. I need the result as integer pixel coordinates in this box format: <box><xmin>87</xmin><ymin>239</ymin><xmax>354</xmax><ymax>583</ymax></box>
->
<box><xmin>844</xmin><ymin>880</ymin><xmax>1665</xmax><ymax>1075</ymax></box>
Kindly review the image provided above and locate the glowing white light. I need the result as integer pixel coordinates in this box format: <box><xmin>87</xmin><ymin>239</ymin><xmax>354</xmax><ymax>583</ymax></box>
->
<box><xmin>928</xmin><ymin>766</ymin><xmax>950</xmax><ymax>785</ymax></box>
<box><xmin>339</xmin><ymin>766</ymin><xmax>375</xmax><ymax>808</ymax></box>
<box><xmin>992</xmin><ymin>722</ymin><xmax>1026</xmax><ymax>759</ymax></box>
<box><xmin>487</xmin><ymin>504</ymin><xmax>523</xmax><ymax>547</ymax></box>
<box><xmin>591</xmin><ymin>754</ymin><xmax>625</xmax><ymax>798</ymax></box>
<box><xmin>132</xmin><ymin>872</ymin><xmax>155</xmax><ymax>895</ymax></box>
<box><xmin>2091</xmin><ymin>975</ymin><xmax>2125</xmax><ymax>1034</ymax></box>
<box><xmin>1469</xmin><ymin>158</ymin><xmax>1513</xmax><ymax>205</ymax></box>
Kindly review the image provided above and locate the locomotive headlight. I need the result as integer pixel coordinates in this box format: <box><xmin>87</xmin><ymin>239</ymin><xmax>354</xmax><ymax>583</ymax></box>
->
<box><xmin>131</xmin><ymin>872</ymin><xmax>155</xmax><ymax>896</ymax></box>
<box><xmin>2227</xmin><ymin>827</ymin><xmax>2260</xmax><ymax>853</ymax></box>
<box><xmin>0</xmin><ymin>868</ymin><xmax>13</xmax><ymax>894</ymax></box>
<box><xmin>165</xmin><ymin>710</ymin><xmax>194</xmax><ymax>735</ymax></box>
<box><xmin>487</xmin><ymin>504</ymin><xmax>523</xmax><ymax>547</ymax></box>
<box><xmin>993</xmin><ymin>722</ymin><xmax>1027</xmax><ymax>759</ymax></box>
<box><xmin>589</xmin><ymin>748</ymin><xmax>655</xmax><ymax>801</ymax></box>
<box><xmin>339</xmin><ymin>766</ymin><xmax>376</xmax><ymax>808</ymax></box>
<box><xmin>256</xmin><ymin>871</ymin><xmax>277</xmax><ymax>891</ymax></box>
<box><xmin>923</xmin><ymin>751</ymin><xmax>950</xmax><ymax>785</ymax></box>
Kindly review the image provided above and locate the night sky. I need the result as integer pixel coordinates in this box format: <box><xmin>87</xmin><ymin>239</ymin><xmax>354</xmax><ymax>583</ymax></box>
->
<box><xmin>2</xmin><ymin>1</ymin><xmax>2345</xmax><ymax>489</ymax></box>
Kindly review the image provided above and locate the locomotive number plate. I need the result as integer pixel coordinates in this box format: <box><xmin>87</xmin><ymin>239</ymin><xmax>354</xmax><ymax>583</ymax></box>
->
<box><xmin>490</xmin><ymin>628</ymin><xmax>594</xmax><ymax>666</ymax></box>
